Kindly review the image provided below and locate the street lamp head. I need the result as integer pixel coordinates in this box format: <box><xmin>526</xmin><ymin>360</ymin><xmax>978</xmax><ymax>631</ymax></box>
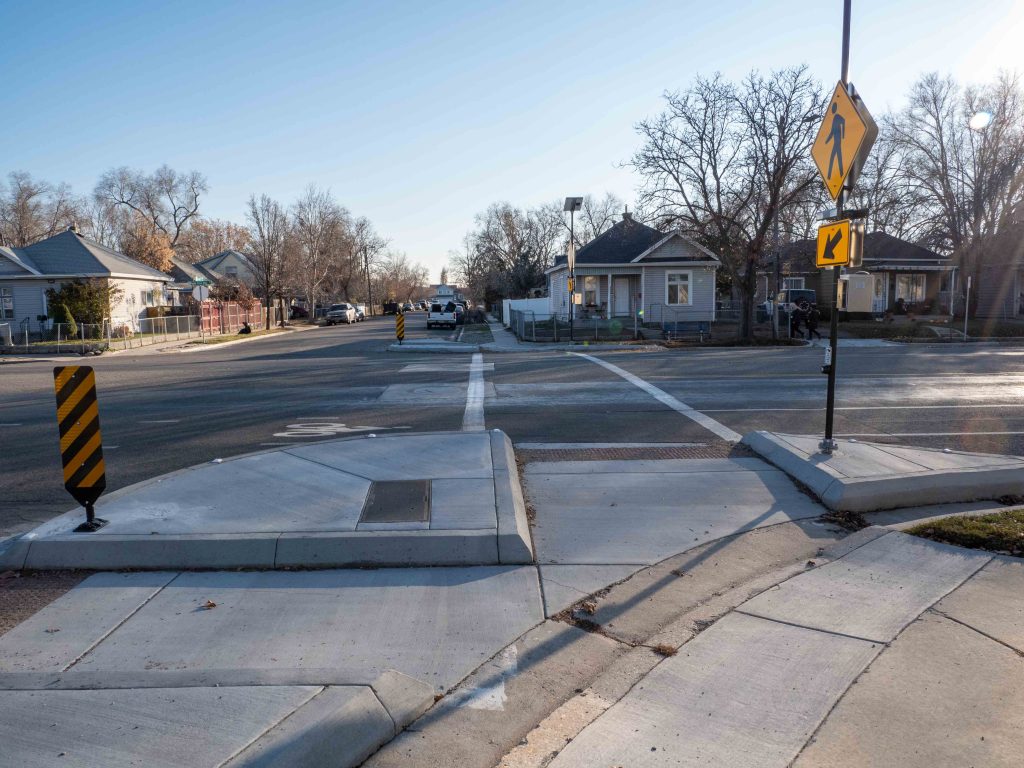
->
<box><xmin>969</xmin><ymin>111</ymin><xmax>993</xmax><ymax>131</ymax></box>
<box><xmin>563</xmin><ymin>197</ymin><xmax>584</xmax><ymax>212</ymax></box>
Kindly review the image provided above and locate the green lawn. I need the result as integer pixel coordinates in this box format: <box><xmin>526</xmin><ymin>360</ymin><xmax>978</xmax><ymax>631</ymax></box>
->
<box><xmin>908</xmin><ymin>509</ymin><xmax>1024</xmax><ymax>557</ymax></box>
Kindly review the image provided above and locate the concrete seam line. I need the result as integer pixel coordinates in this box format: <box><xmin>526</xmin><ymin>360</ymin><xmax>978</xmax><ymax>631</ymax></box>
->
<box><xmin>279</xmin><ymin>450</ymin><xmax>376</xmax><ymax>482</ymax></box>
<box><xmin>61</xmin><ymin>571</ymin><xmax>182</xmax><ymax>673</ymax></box>
<box><xmin>366</xmin><ymin>683</ymin><xmax>399</xmax><ymax>734</ymax></box>
<box><xmin>788</xmin><ymin>554</ymin><xmax>991</xmax><ymax>767</ymax></box>
<box><xmin>568</xmin><ymin>351</ymin><xmax>742</xmax><ymax>442</ymax></box>
<box><xmin>215</xmin><ymin>685</ymin><xmax>326</xmax><ymax>768</ymax></box>
<box><xmin>462</xmin><ymin>352</ymin><xmax>486</xmax><ymax>431</ymax></box>
<box><xmin>732</xmin><ymin>609</ymin><xmax>887</xmax><ymax>645</ymax></box>
<box><xmin>928</xmin><ymin>607</ymin><xmax>1024</xmax><ymax>658</ymax></box>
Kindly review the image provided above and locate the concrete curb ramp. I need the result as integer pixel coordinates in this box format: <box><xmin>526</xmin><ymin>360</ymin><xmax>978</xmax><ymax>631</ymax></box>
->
<box><xmin>0</xmin><ymin>430</ymin><xmax>533</xmax><ymax>571</ymax></box>
<box><xmin>742</xmin><ymin>430</ymin><xmax>1024</xmax><ymax>513</ymax></box>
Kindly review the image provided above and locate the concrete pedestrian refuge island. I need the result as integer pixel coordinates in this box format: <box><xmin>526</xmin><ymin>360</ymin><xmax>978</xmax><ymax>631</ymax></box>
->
<box><xmin>744</xmin><ymin>431</ymin><xmax>1024</xmax><ymax>513</ymax></box>
<box><xmin>0</xmin><ymin>430</ymin><xmax>533</xmax><ymax>571</ymax></box>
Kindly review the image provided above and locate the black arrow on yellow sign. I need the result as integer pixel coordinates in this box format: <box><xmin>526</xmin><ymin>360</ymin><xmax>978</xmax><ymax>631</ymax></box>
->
<box><xmin>823</xmin><ymin>229</ymin><xmax>843</xmax><ymax>262</ymax></box>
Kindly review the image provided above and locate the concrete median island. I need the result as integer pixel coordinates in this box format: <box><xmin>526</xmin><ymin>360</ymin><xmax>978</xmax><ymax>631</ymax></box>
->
<box><xmin>743</xmin><ymin>431</ymin><xmax>1024</xmax><ymax>513</ymax></box>
<box><xmin>0</xmin><ymin>430</ymin><xmax>533</xmax><ymax>571</ymax></box>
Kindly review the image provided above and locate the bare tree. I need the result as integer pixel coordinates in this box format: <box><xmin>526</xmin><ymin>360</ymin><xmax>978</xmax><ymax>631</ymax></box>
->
<box><xmin>467</xmin><ymin>202</ymin><xmax>562</xmax><ymax>299</ymax></box>
<box><xmin>245</xmin><ymin>194</ymin><xmax>290</xmax><ymax>329</ymax></box>
<box><xmin>633</xmin><ymin>66</ymin><xmax>825</xmax><ymax>339</ymax></box>
<box><xmin>291</xmin><ymin>185</ymin><xmax>349</xmax><ymax>322</ymax></box>
<box><xmin>888</xmin><ymin>72</ymin><xmax>1024</xmax><ymax>310</ymax></box>
<box><xmin>94</xmin><ymin>165</ymin><xmax>207</xmax><ymax>249</ymax></box>
<box><xmin>352</xmin><ymin>217</ymin><xmax>388</xmax><ymax>313</ymax></box>
<box><xmin>176</xmin><ymin>218</ymin><xmax>251</xmax><ymax>263</ymax></box>
<box><xmin>119</xmin><ymin>213</ymin><xmax>175</xmax><ymax>271</ymax></box>
<box><xmin>539</xmin><ymin>192</ymin><xmax>625</xmax><ymax>252</ymax></box>
<box><xmin>376</xmin><ymin>251</ymin><xmax>429</xmax><ymax>302</ymax></box>
<box><xmin>0</xmin><ymin>171</ymin><xmax>81</xmax><ymax>246</ymax></box>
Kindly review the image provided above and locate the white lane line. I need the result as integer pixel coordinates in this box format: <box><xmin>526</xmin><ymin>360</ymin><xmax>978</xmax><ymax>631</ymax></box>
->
<box><xmin>462</xmin><ymin>352</ymin><xmax>486</xmax><ymax>432</ymax></box>
<box><xmin>138</xmin><ymin>419</ymin><xmax>180</xmax><ymax>424</ymax></box>
<box><xmin>570</xmin><ymin>352</ymin><xmax>742</xmax><ymax>442</ymax></box>
<box><xmin>0</xmin><ymin>423</ymin><xmax>23</xmax><ymax>427</ymax></box>
<box><xmin>516</xmin><ymin>442</ymin><xmax>706</xmax><ymax>450</ymax></box>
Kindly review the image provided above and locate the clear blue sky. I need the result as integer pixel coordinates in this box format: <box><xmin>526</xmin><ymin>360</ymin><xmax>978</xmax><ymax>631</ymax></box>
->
<box><xmin>2</xmin><ymin>0</ymin><xmax>1019</xmax><ymax>280</ymax></box>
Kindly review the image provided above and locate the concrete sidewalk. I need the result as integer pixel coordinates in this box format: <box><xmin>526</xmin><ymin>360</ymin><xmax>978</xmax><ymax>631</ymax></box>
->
<box><xmin>0</xmin><ymin>566</ymin><xmax>544</xmax><ymax>767</ymax></box>
<box><xmin>543</xmin><ymin>529</ymin><xmax>1023</xmax><ymax>767</ymax></box>
<box><xmin>0</xmin><ymin>430</ymin><xmax>532</xmax><ymax>571</ymax></box>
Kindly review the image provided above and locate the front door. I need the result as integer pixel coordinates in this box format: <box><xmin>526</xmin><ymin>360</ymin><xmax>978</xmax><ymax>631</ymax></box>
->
<box><xmin>613</xmin><ymin>277</ymin><xmax>631</xmax><ymax>316</ymax></box>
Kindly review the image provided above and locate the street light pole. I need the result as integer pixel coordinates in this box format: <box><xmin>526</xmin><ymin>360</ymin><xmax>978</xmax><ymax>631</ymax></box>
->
<box><xmin>821</xmin><ymin>0</ymin><xmax>852</xmax><ymax>454</ymax></box>
<box><xmin>564</xmin><ymin>197</ymin><xmax>583</xmax><ymax>343</ymax></box>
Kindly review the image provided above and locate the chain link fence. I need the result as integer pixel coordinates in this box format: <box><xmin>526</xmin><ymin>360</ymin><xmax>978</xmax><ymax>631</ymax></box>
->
<box><xmin>509</xmin><ymin>310</ymin><xmax>642</xmax><ymax>342</ymax></box>
<box><xmin>0</xmin><ymin>311</ymin><xmax>280</xmax><ymax>354</ymax></box>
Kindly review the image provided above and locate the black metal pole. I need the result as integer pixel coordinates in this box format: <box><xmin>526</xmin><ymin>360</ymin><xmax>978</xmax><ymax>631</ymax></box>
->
<box><xmin>569</xmin><ymin>210</ymin><xmax>575</xmax><ymax>342</ymax></box>
<box><xmin>822</xmin><ymin>0</ymin><xmax>852</xmax><ymax>454</ymax></box>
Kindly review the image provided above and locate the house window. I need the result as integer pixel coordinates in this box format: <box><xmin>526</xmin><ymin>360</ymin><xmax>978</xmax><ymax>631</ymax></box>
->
<box><xmin>0</xmin><ymin>287</ymin><xmax>12</xmax><ymax>320</ymax></box>
<box><xmin>665</xmin><ymin>272</ymin><xmax>692</xmax><ymax>305</ymax></box>
<box><xmin>895</xmin><ymin>274</ymin><xmax>926</xmax><ymax>303</ymax></box>
<box><xmin>783</xmin><ymin>277</ymin><xmax>805</xmax><ymax>290</ymax></box>
<box><xmin>583</xmin><ymin>276</ymin><xmax>599</xmax><ymax>306</ymax></box>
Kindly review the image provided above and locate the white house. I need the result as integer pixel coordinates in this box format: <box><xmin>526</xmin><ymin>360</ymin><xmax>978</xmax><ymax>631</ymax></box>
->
<box><xmin>0</xmin><ymin>226</ymin><xmax>171</xmax><ymax>331</ymax></box>
<box><xmin>545</xmin><ymin>212</ymin><xmax>720</xmax><ymax>323</ymax></box>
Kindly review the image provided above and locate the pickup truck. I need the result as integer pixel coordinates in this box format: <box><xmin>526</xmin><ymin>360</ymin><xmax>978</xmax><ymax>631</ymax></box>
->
<box><xmin>427</xmin><ymin>302</ymin><xmax>457</xmax><ymax>329</ymax></box>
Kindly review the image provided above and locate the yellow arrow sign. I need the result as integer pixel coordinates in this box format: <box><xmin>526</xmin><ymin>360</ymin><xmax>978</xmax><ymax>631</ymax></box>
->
<box><xmin>812</xmin><ymin>82</ymin><xmax>876</xmax><ymax>200</ymax></box>
<box><xmin>816</xmin><ymin>220</ymin><xmax>851</xmax><ymax>268</ymax></box>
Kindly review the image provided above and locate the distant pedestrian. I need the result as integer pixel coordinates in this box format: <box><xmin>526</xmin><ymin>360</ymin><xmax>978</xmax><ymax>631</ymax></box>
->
<box><xmin>806</xmin><ymin>304</ymin><xmax>822</xmax><ymax>340</ymax></box>
<box><xmin>790</xmin><ymin>305</ymin><xmax>805</xmax><ymax>339</ymax></box>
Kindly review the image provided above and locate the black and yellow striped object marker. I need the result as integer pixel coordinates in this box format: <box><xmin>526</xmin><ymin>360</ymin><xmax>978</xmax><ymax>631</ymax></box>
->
<box><xmin>396</xmin><ymin>312</ymin><xmax>405</xmax><ymax>344</ymax></box>
<box><xmin>53</xmin><ymin>366</ymin><xmax>108</xmax><ymax>532</ymax></box>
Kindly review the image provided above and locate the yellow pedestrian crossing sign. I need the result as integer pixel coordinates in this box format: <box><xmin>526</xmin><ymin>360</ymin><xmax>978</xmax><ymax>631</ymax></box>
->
<box><xmin>816</xmin><ymin>220</ymin><xmax>850</xmax><ymax>268</ymax></box>
<box><xmin>812</xmin><ymin>82</ymin><xmax>877</xmax><ymax>200</ymax></box>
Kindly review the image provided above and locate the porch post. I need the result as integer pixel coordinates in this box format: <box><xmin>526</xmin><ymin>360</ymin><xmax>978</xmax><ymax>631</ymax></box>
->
<box><xmin>607</xmin><ymin>273</ymin><xmax>612</xmax><ymax>319</ymax></box>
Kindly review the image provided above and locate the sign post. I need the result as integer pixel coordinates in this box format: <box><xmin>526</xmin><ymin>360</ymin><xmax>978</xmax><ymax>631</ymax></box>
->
<box><xmin>810</xmin><ymin>0</ymin><xmax>875</xmax><ymax>455</ymax></box>
<box><xmin>395</xmin><ymin>311</ymin><xmax>405</xmax><ymax>344</ymax></box>
<box><xmin>53</xmin><ymin>366</ymin><xmax>108</xmax><ymax>532</ymax></box>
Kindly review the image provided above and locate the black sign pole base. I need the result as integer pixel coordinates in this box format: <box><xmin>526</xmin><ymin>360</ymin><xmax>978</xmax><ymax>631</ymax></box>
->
<box><xmin>73</xmin><ymin>497</ymin><xmax>108</xmax><ymax>533</ymax></box>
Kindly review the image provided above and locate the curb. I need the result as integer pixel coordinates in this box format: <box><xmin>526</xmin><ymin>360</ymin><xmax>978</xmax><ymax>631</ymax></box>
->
<box><xmin>224</xmin><ymin>671</ymin><xmax>434</xmax><ymax>768</ymax></box>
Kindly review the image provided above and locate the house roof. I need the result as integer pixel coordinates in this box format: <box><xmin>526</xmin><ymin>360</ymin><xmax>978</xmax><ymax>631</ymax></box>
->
<box><xmin>10</xmin><ymin>228</ymin><xmax>170</xmax><ymax>281</ymax></box>
<box><xmin>774</xmin><ymin>231</ymin><xmax>950</xmax><ymax>274</ymax></box>
<box><xmin>0</xmin><ymin>245</ymin><xmax>41</xmax><ymax>274</ymax></box>
<box><xmin>549</xmin><ymin>214</ymin><xmax>720</xmax><ymax>270</ymax></box>
<box><xmin>195</xmin><ymin>250</ymin><xmax>253</xmax><ymax>275</ymax></box>
<box><xmin>167</xmin><ymin>255</ymin><xmax>219</xmax><ymax>283</ymax></box>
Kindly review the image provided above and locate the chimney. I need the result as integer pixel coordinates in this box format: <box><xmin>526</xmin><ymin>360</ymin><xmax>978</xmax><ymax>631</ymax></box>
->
<box><xmin>621</xmin><ymin>206</ymin><xmax>633</xmax><ymax>225</ymax></box>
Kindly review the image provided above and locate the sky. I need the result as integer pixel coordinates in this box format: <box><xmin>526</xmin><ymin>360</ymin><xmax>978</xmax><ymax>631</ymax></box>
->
<box><xmin>2</xmin><ymin>0</ymin><xmax>1021</xmax><ymax>280</ymax></box>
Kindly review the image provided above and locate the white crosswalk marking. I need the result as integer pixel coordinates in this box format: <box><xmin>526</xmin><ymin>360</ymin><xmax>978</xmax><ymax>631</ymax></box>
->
<box><xmin>462</xmin><ymin>353</ymin><xmax>487</xmax><ymax>431</ymax></box>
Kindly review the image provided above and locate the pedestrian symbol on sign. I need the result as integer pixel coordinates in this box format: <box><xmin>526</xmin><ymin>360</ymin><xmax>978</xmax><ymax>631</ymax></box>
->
<box><xmin>826</xmin><ymin>101</ymin><xmax>845</xmax><ymax>178</ymax></box>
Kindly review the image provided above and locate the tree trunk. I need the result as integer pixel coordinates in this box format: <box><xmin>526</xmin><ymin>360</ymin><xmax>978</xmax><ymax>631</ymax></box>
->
<box><xmin>737</xmin><ymin>261</ymin><xmax>758</xmax><ymax>342</ymax></box>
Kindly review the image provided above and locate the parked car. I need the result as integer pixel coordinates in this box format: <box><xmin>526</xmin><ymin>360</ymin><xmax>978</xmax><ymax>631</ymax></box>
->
<box><xmin>427</xmin><ymin>302</ymin><xmax>457</xmax><ymax>329</ymax></box>
<box><xmin>401</xmin><ymin>302</ymin><xmax>414</xmax><ymax>313</ymax></box>
<box><xmin>324</xmin><ymin>303</ymin><xmax>357</xmax><ymax>325</ymax></box>
<box><xmin>382</xmin><ymin>301</ymin><xmax>399</xmax><ymax>315</ymax></box>
<box><xmin>289</xmin><ymin>305</ymin><xmax>308</xmax><ymax>320</ymax></box>
<box><xmin>452</xmin><ymin>301</ymin><xmax>467</xmax><ymax>325</ymax></box>
<box><xmin>354</xmin><ymin>304</ymin><xmax>367</xmax><ymax>321</ymax></box>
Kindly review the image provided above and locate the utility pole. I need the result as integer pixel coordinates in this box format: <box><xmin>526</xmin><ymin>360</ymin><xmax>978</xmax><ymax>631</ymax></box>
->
<box><xmin>821</xmin><ymin>0</ymin><xmax>852</xmax><ymax>454</ymax></box>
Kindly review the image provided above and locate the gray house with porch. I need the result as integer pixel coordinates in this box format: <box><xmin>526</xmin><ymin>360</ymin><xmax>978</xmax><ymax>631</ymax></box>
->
<box><xmin>545</xmin><ymin>212</ymin><xmax>720</xmax><ymax>324</ymax></box>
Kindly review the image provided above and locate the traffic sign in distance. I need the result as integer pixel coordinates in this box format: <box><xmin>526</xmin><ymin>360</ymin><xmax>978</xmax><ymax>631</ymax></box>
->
<box><xmin>395</xmin><ymin>312</ymin><xmax>405</xmax><ymax>341</ymax></box>
<box><xmin>816</xmin><ymin>220</ymin><xmax>851</xmax><ymax>268</ymax></box>
<box><xmin>53</xmin><ymin>365</ymin><xmax>108</xmax><ymax>531</ymax></box>
<box><xmin>812</xmin><ymin>82</ymin><xmax>878</xmax><ymax>200</ymax></box>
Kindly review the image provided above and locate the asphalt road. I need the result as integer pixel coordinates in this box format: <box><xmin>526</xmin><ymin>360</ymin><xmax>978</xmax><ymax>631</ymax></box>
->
<box><xmin>3</xmin><ymin>314</ymin><xmax>1024</xmax><ymax>536</ymax></box>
